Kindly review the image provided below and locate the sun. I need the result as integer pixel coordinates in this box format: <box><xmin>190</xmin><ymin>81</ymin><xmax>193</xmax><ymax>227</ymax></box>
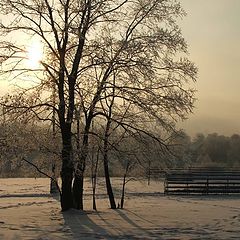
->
<box><xmin>27</xmin><ymin>40</ymin><xmax>43</xmax><ymax>69</ymax></box>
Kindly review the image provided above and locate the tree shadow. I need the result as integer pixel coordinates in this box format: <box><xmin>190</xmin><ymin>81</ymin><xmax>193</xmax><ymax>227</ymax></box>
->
<box><xmin>113</xmin><ymin>209</ymin><xmax>167</xmax><ymax>239</ymax></box>
<box><xmin>123</xmin><ymin>209</ymin><xmax>155</xmax><ymax>225</ymax></box>
<box><xmin>62</xmin><ymin>208</ymin><xmax>155</xmax><ymax>239</ymax></box>
<box><xmin>113</xmin><ymin>209</ymin><xmax>153</xmax><ymax>235</ymax></box>
<box><xmin>62</xmin><ymin>209</ymin><xmax>111</xmax><ymax>240</ymax></box>
<box><xmin>114</xmin><ymin>209</ymin><xmax>142</xmax><ymax>229</ymax></box>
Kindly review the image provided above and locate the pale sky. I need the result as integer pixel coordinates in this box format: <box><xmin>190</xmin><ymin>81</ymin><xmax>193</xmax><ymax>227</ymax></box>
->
<box><xmin>1</xmin><ymin>1</ymin><xmax>239</xmax><ymax>137</ymax></box>
<box><xmin>179</xmin><ymin>0</ymin><xmax>240</xmax><ymax>137</ymax></box>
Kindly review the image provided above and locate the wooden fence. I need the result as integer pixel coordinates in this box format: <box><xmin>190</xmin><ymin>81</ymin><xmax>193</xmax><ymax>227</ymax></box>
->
<box><xmin>164</xmin><ymin>168</ymin><xmax>240</xmax><ymax>195</ymax></box>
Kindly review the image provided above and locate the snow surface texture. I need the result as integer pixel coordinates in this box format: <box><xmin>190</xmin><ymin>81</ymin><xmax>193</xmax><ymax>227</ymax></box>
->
<box><xmin>0</xmin><ymin>178</ymin><xmax>240</xmax><ymax>239</ymax></box>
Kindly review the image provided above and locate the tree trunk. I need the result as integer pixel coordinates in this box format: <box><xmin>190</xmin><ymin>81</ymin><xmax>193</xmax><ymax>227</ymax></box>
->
<box><xmin>61</xmin><ymin>168</ymin><xmax>73</xmax><ymax>211</ymax></box>
<box><xmin>120</xmin><ymin>174</ymin><xmax>126</xmax><ymax>209</ymax></box>
<box><xmin>72</xmin><ymin>118</ymin><xmax>92</xmax><ymax>210</ymax></box>
<box><xmin>50</xmin><ymin>162</ymin><xmax>59</xmax><ymax>194</ymax></box>
<box><xmin>103</xmin><ymin>117</ymin><xmax>116</xmax><ymax>209</ymax></box>
<box><xmin>60</xmin><ymin>125</ymin><xmax>74</xmax><ymax>211</ymax></box>
<box><xmin>103</xmin><ymin>153</ymin><xmax>116</xmax><ymax>209</ymax></box>
<box><xmin>92</xmin><ymin>148</ymin><xmax>99</xmax><ymax>210</ymax></box>
<box><xmin>92</xmin><ymin>174</ymin><xmax>97</xmax><ymax>210</ymax></box>
<box><xmin>73</xmin><ymin>172</ymin><xmax>84</xmax><ymax>210</ymax></box>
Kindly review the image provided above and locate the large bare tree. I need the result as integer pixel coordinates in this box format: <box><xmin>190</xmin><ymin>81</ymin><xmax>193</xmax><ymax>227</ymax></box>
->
<box><xmin>0</xmin><ymin>0</ymin><xmax>197</xmax><ymax>211</ymax></box>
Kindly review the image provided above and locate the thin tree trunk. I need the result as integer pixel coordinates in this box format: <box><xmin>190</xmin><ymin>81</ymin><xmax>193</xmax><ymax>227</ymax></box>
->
<box><xmin>50</xmin><ymin>163</ymin><xmax>58</xmax><ymax>194</ymax></box>
<box><xmin>120</xmin><ymin>161</ymin><xmax>131</xmax><ymax>209</ymax></box>
<box><xmin>102</xmin><ymin>78</ymin><xmax>117</xmax><ymax>209</ymax></box>
<box><xmin>92</xmin><ymin>148</ymin><xmax>99</xmax><ymax>210</ymax></box>
<box><xmin>103</xmin><ymin>119</ymin><xmax>116</xmax><ymax>209</ymax></box>
<box><xmin>103</xmin><ymin>157</ymin><xmax>116</xmax><ymax>209</ymax></box>
<box><xmin>50</xmin><ymin>83</ymin><xmax>58</xmax><ymax>194</ymax></box>
<box><xmin>120</xmin><ymin>174</ymin><xmax>126</xmax><ymax>209</ymax></box>
<box><xmin>92</xmin><ymin>174</ymin><xmax>97</xmax><ymax>210</ymax></box>
<box><xmin>92</xmin><ymin>181</ymin><xmax>96</xmax><ymax>210</ymax></box>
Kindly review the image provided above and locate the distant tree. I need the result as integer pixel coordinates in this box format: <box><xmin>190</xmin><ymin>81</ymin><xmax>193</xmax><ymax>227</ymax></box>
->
<box><xmin>190</xmin><ymin>133</ymin><xmax>205</xmax><ymax>161</ymax></box>
<box><xmin>0</xmin><ymin>120</ymin><xmax>61</xmax><ymax>177</ymax></box>
<box><xmin>166</xmin><ymin>131</ymin><xmax>192</xmax><ymax>168</ymax></box>
<box><xmin>204</xmin><ymin>134</ymin><xmax>229</xmax><ymax>164</ymax></box>
<box><xmin>187</xmin><ymin>133</ymin><xmax>240</xmax><ymax>168</ymax></box>
<box><xmin>227</xmin><ymin>134</ymin><xmax>240</xmax><ymax>167</ymax></box>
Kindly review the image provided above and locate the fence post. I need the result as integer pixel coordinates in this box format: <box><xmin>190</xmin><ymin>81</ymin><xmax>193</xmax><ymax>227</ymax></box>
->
<box><xmin>206</xmin><ymin>178</ymin><xmax>209</xmax><ymax>195</ymax></box>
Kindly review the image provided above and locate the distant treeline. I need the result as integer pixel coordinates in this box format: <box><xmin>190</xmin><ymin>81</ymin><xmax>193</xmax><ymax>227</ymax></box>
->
<box><xmin>0</xmin><ymin>122</ymin><xmax>239</xmax><ymax>177</ymax></box>
<box><xmin>185</xmin><ymin>133</ymin><xmax>240</xmax><ymax>168</ymax></box>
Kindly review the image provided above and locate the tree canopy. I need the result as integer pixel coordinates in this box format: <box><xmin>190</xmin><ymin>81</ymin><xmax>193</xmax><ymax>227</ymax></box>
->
<box><xmin>0</xmin><ymin>0</ymin><xmax>197</xmax><ymax>211</ymax></box>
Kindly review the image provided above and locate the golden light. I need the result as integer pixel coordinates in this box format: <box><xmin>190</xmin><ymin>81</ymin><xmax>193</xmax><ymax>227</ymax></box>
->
<box><xmin>27</xmin><ymin>40</ymin><xmax>43</xmax><ymax>69</ymax></box>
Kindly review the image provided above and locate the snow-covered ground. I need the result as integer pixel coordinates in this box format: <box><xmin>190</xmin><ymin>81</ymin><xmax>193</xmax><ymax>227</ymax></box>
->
<box><xmin>0</xmin><ymin>178</ymin><xmax>240</xmax><ymax>239</ymax></box>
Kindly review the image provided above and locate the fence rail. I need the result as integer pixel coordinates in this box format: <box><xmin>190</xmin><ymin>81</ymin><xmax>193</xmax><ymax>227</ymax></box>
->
<box><xmin>164</xmin><ymin>168</ymin><xmax>240</xmax><ymax>195</ymax></box>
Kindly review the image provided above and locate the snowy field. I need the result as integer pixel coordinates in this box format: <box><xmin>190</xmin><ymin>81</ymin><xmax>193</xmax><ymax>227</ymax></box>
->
<box><xmin>0</xmin><ymin>178</ymin><xmax>240</xmax><ymax>240</ymax></box>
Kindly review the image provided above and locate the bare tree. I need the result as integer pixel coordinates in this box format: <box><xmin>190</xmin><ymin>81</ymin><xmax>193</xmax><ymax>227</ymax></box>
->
<box><xmin>0</xmin><ymin>0</ymin><xmax>197</xmax><ymax>211</ymax></box>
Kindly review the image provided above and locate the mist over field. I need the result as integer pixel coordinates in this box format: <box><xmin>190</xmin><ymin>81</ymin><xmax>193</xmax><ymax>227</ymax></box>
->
<box><xmin>180</xmin><ymin>0</ymin><xmax>240</xmax><ymax>136</ymax></box>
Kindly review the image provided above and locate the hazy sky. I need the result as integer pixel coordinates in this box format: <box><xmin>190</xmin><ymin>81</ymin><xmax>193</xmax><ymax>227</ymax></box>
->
<box><xmin>179</xmin><ymin>0</ymin><xmax>240</xmax><ymax>137</ymax></box>
<box><xmin>0</xmin><ymin>1</ymin><xmax>239</xmax><ymax>137</ymax></box>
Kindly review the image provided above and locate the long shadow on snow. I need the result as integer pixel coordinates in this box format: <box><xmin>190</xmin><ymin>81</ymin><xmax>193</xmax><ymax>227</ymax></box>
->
<box><xmin>62</xmin><ymin>209</ymin><xmax>112</xmax><ymax>240</ymax></box>
<box><xmin>62</xmin><ymin>208</ymin><xmax>156</xmax><ymax>240</ymax></box>
<box><xmin>113</xmin><ymin>209</ymin><xmax>155</xmax><ymax>237</ymax></box>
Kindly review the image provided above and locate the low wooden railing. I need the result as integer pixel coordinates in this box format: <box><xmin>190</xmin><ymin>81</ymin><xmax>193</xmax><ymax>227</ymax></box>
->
<box><xmin>164</xmin><ymin>168</ymin><xmax>240</xmax><ymax>195</ymax></box>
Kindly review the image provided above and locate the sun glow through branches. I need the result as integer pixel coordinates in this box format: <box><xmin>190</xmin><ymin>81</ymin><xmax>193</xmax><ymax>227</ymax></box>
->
<box><xmin>27</xmin><ymin>40</ymin><xmax>43</xmax><ymax>69</ymax></box>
